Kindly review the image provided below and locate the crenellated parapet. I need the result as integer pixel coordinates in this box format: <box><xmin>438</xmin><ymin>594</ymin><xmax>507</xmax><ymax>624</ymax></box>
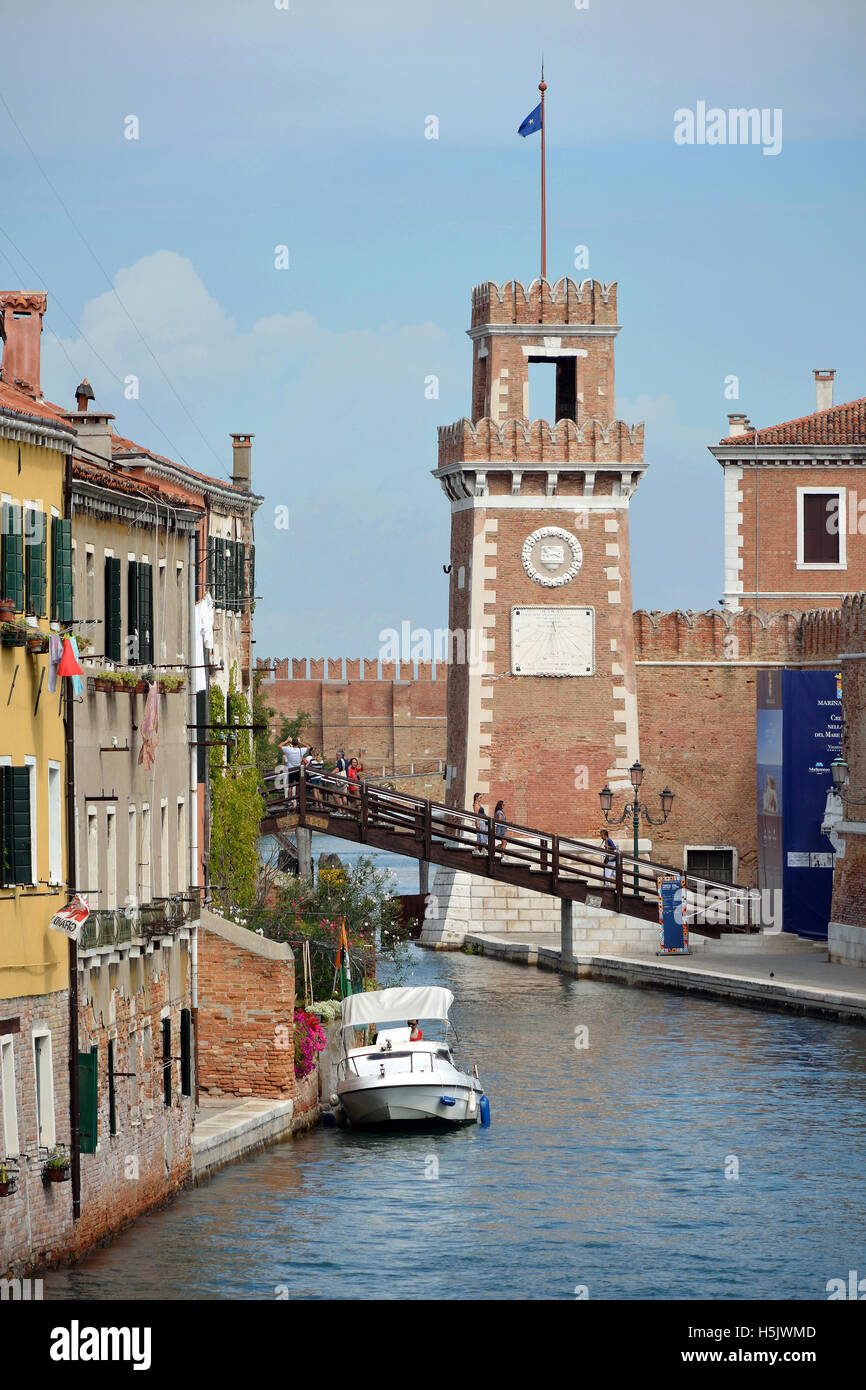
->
<box><xmin>437</xmin><ymin>416</ymin><xmax>644</xmax><ymax>469</ymax></box>
<box><xmin>470</xmin><ymin>277</ymin><xmax>618</xmax><ymax>328</ymax></box>
<box><xmin>633</xmin><ymin>608</ymin><xmax>805</xmax><ymax>663</ymax></box>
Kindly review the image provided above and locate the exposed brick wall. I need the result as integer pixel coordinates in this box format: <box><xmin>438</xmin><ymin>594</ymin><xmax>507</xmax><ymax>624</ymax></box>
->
<box><xmin>829</xmin><ymin>596</ymin><xmax>866</xmax><ymax>953</ymax></box>
<box><xmin>197</xmin><ymin>911</ymin><xmax>295</xmax><ymax>1100</ymax></box>
<box><xmin>72</xmin><ymin>933</ymin><xmax>195</xmax><ymax>1258</ymax></box>
<box><xmin>1</xmin><ymin>991</ymin><xmax>71</xmax><ymax>1277</ymax></box>
<box><xmin>258</xmin><ymin>661</ymin><xmax>447</xmax><ymax>777</ymax></box>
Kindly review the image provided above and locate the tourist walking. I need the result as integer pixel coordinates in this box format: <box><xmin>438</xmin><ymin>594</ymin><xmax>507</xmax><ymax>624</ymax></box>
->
<box><xmin>305</xmin><ymin>747</ymin><xmax>325</xmax><ymax>807</ymax></box>
<box><xmin>600</xmin><ymin>827</ymin><xmax>618</xmax><ymax>886</ymax></box>
<box><xmin>332</xmin><ymin>748</ymin><xmax>349</xmax><ymax>811</ymax></box>
<box><xmin>472</xmin><ymin>791</ymin><xmax>488</xmax><ymax>854</ymax></box>
<box><xmin>347</xmin><ymin>756</ymin><xmax>362</xmax><ymax>807</ymax></box>
<box><xmin>494</xmin><ymin>800</ymin><xmax>507</xmax><ymax>857</ymax></box>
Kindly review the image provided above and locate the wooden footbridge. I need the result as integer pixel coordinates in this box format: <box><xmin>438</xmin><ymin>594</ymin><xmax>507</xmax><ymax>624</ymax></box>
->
<box><xmin>261</xmin><ymin>772</ymin><xmax>759</xmax><ymax>942</ymax></box>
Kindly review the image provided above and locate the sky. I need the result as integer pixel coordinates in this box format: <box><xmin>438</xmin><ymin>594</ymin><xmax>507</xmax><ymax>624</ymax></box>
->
<box><xmin>1</xmin><ymin>0</ymin><xmax>865</xmax><ymax>658</ymax></box>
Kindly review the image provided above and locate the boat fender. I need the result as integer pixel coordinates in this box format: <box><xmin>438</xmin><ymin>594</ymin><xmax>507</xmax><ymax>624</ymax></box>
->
<box><xmin>439</xmin><ymin>1095</ymin><xmax>456</xmax><ymax>1107</ymax></box>
<box><xmin>479</xmin><ymin>1094</ymin><xmax>491</xmax><ymax>1126</ymax></box>
<box><xmin>321</xmin><ymin>1110</ymin><xmax>337</xmax><ymax>1128</ymax></box>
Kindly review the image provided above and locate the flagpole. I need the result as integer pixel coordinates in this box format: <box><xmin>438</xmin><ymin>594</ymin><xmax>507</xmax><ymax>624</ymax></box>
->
<box><xmin>539</xmin><ymin>69</ymin><xmax>547</xmax><ymax>281</ymax></box>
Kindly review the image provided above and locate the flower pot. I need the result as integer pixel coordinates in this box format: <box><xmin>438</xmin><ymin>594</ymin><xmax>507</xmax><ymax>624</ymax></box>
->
<box><xmin>0</xmin><ymin>599</ymin><xmax>15</xmax><ymax>617</ymax></box>
<box><xmin>27</xmin><ymin>636</ymin><xmax>49</xmax><ymax>654</ymax></box>
<box><xmin>94</xmin><ymin>679</ymin><xmax>114</xmax><ymax>693</ymax></box>
<box><xmin>1</xmin><ymin>630</ymin><xmax>26</xmax><ymax>647</ymax></box>
<box><xmin>0</xmin><ymin>1178</ymin><xmax>16</xmax><ymax>1196</ymax></box>
<box><xmin>44</xmin><ymin>1165</ymin><xmax>70</xmax><ymax>1184</ymax></box>
<box><xmin>134</xmin><ymin>681</ymin><xmax>148</xmax><ymax>694</ymax></box>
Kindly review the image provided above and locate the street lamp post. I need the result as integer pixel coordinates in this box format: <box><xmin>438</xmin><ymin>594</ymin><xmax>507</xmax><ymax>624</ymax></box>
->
<box><xmin>599</xmin><ymin>762</ymin><xmax>674</xmax><ymax>895</ymax></box>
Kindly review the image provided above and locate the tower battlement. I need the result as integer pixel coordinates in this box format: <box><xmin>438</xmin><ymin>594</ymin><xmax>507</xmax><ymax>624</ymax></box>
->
<box><xmin>437</xmin><ymin>416</ymin><xmax>645</xmax><ymax>470</ymax></box>
<box><xmin>470</xmin><ymin>277</ymin><xmax>618</xmax><ymax>328</ymax></box>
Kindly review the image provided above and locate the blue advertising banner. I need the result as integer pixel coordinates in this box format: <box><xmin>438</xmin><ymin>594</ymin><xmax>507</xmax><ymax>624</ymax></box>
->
<box><xmin>756</xmin><ymin>669</ymin><xmax>842</xmax><ymax>939</ymax></box>
<box><xmin>657</xmin><ymin>875</ymin><xmax>688</xmax><ymax>954</ymax></box>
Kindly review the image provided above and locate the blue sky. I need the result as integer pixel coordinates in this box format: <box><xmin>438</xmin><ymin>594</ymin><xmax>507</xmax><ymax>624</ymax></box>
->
<box><xmin>1</xmin><ymin>0</ymin><xmax>864</xmax><ymax>656</ymax></box>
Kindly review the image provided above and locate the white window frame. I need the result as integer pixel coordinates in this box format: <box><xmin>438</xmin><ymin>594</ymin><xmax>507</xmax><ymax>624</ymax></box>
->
<box><xmin>796</xmin><ymin>486</ymin><xmax>847</xmax><ymax>570</ymax></box>
<box><xmin>176</xmin><ymin>798</ymin><xmax>186</xmax><ymax>897</ymax></box>
<box><xmin>106</xmin><ymin>806</ymin><xmax>117</xmax><ymax>910</ymax></box>
<box><xmin>1</xmin><ymin>1036</ymin><xmax>19</xmax><ymax>1157</ymax></box>
<box><xmin>24</xmin><ymin>756</ymin><xmax>37</xmax><ymax>885</ymax></box>
<box><xmin>47</xmin><ymin>761</ymin><xmax>62</xmax><ymax>886</ymax></box>
<box><xmin>128</xmin><ymin>806</ymin><xmax>138</xmax><ymax>909</ymax></box>
<box><xmin>32</xmin><ymin>1030</ymin><xmax>56</xmax><ymax>1148</ymax></box>
<box><xmin>140</xmin><ymin>803</ymin><xmax>151</xmax><ymax>906</ymax></box>
<box><xmin>86</xmin><ymin>805</ymin><xmax>99</xmax><ymax>904</ymax></box>
<box><xmin>160</xmin><ymin>799</ymin><xmax>169</xmax><ymax>900</ymax></box>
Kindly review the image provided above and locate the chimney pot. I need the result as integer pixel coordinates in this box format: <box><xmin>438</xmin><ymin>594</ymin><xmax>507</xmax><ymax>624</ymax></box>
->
<box><xmin>727</xmin><ymin>413</ymin><xmax>749</xmax><ymax>437</ymax></box>
<box><xmin>231</xmin><ymin>433</ymin><xmax>254</xmax><ymax>490</ymax></box>
<box><xmin>0</xmin><ymin>291</ymin><xmax>48</xmax><ymax>398</ymax></box>
<box><xmin>75</xmin><ymin>377</ymin><xmax>95</xmax><ymax>412</ymax></box>
<box><xmin>814</xmin><ymin>369</ymin><xmax>835</xmax><ymax>412</ymax></box>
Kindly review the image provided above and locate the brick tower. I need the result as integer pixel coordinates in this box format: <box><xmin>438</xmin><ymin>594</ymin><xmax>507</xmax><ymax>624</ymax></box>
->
<box><xmin>422</xmin><ymin>276</ymin><xmax>647</xmax><ymax>945</ymax></box>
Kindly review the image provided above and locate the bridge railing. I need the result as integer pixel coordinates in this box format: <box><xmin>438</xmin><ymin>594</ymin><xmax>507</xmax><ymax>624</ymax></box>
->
<box><xmin>263</xmin><ymin>771</ymin><xmax>757</xmax><ymax>930</ymax></box>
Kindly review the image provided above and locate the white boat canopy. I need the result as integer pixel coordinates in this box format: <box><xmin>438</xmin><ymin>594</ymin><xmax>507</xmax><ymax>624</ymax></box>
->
<box><xmin>341</xmin><ymin>986</ymin><xmax>454</xmax><ymax>1030</ymax></box>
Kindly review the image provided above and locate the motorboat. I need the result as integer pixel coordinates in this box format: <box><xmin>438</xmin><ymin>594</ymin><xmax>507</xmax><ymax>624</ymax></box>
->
<box><xmin>334</xmin><ymin>985</ymin><xmax>487</xmax><ymax>1128</ymax></box>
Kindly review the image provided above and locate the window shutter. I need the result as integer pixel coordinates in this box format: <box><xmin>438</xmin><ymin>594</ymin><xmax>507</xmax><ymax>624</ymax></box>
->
<box><xmin>138</xmin><ymin>562</ymin><xmax>153</xmax><ymax>664</ymax></box>
<box><xmin>51</xmin><ymin>517</ymin><xmax>73</xmax><ymax>623</ymax></box>
<box><xmin>248</xmin><ymin>543</ymin><xmax>255</xmax><ymax>612</ymax></box>
<box><xmin>235</xmin><ymin>541</ymin><xmax>245</xmax><ymax>613</ymax></box>
<box><xmin>127</xmin><ymin>560</ymin><xmax>140</xmax><ymax>663</ymax></box>
<box><xmin>162</xmin><ymin>1017</ymin><xmax>172</xmax><ymax>1107</ymax></box>
<box><xmin>180</xmin><ymin>1009</ymin><xmax>192</xmax><ymax>1097</ymax></box>
<box><xmin>1</xmin><ymin>766</ymin><xmax>32</xmax><ymax>886</ymax></box>
<box><xmin>195</xmin><ymin>689</ymin><xmax>208</xmax><ymax>783</ymax></box>
<box><xmin>205</xmin><ymin>534</ymin><xmax>213</xmax><ymax>597</ymax></box>
<box><xmin>107</xmin><ymin>1038</ymin><xmax>117</xmax><ymax>1136</ymax></box>
<box><xmin>802</xmin><ymin>493</ymin><xmax>840</xmax><ymax>564</ymax></box>
<box><xmin>25</xmin><ymin>509</ymin><xmax>47</xmax><ymax>617</ymax></box>
<box><xmin>1</xmin><ymin>503</ymin><xmax>25</xmax><ymax>611</ymax></box>
<box><xmin>214</xmin><ymin>539</ymin><xmax>225</xmax><ymax>609</ymax></box>
<box><xmin>78</xmin><ymin>1048</ymin><xmax>98</xmax><ymax>1155</ymax></box>
<box><xmin>105</xmin><ymin>557</ymin><xmax>122</xmax><ymax>662</ymax></box>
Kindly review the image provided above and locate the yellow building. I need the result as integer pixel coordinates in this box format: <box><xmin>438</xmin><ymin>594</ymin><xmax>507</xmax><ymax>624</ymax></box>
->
<box><xmin>0</xmin><ymin>292</ymin><xmax>76</xmax><ymax>1273</ymax></box>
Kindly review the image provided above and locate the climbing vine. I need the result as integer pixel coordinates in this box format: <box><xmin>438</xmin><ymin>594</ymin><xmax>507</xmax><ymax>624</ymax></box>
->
<box><xmin>209</xmin><ymin>667</ymin><xmax>264</xmax><ymax>913</ymax></box>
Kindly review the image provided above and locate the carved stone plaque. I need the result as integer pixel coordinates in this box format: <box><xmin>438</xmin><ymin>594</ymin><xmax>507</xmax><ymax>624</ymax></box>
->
<box><xmin>511</xmin><ymin>606</ymin><xmax>595</xmax><ymax>676</ymax></box>
<box><xmin>521</xmin><ymin>526</ymin><xmax>583</xmax><ymax>587</ymax></box>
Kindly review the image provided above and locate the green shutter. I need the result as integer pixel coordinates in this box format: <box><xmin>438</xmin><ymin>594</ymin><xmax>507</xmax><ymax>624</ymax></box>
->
<box><xmin>104</xmin><ymin>557</ymin><xmax>121</xmax><ymax>663</ymax></box>
<box><xmin>51</xmin><ymin>517</ymin><xmax>73</xmax><ymax>624</ymax></box>
<box><xmin>1</xmin><ymin>766</ymin><xmax>32</xmax><ymax>886</ymax></box>
<box><xmin>214</xmin><ymin>539</ymin><xmax>225</xmax><ymax>609</ymax></box>
<box><xmin>235</xmin><ymin>541</ymin><xmax>245</xmax><ymax>613</ymax></box>
<box><xmin>78</xmin><ymin>1048</ymin><xmax>98</xmax><ymax>1155</ymax></box>
<box><xmin>180</xmin><ymin>1009</ymin><xmax>192</xmax><ymax>1097</ymax></box>
<box><xmin>1</xmin><ymin>503</ymin><xmax>24</xmax><ymax>611</ymax></box>
<box><xmin>248</xmin><ymin>543</ymin><xmax>255</xmax><ymax>613</ymax></box>
<box><xmin>196</xmin><ymin>690</ymin><xmax>207</xmax><ymax>783</ymax></box>
<box><xmin>205</xmin><ymin>533</ymin><xmax>213</xmax><ymax>598</ymax></box>
<box><xmin>107</xmin><ymin>1038</ymin><xmax>117</xmax><ymax>1136</ymax></box>
<box><xmin>138</xmin><ymin>562</ymin><xmax>153</xmax><ymax>665</ymax></box>
<box><xmin>25</xmin><ymin>509</ymin><xmax>47</xmax><ymax>617</ymax></box>
<box><xmin>162</xmin><ymin>1017</ymin><xmax>172</xmax><ymax>1107</ymax></box>
<box><xmin>127</xmin><ymin>560</ymin><xmax>140</xmax><ymax>663</ymax></box>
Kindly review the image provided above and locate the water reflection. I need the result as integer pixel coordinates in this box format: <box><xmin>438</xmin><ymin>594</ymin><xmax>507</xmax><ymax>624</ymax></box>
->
<box><xmin>47</xmin><ymin>948</ymin><xmax>866</xmax><ymax>1301</ymax></box>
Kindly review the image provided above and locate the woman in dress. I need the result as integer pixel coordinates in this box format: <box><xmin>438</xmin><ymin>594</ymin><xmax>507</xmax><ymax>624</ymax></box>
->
<box><xmin>493</xmin><ymin>800</ymin><xmax>507</xmax><ymax>857</ymax></box>
<box><xmin>472</xmin><ymin>791</ymin><xmax>488</xmax><ymax>854</ymax></box>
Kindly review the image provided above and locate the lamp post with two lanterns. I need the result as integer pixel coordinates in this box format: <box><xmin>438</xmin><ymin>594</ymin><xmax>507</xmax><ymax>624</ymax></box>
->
<box><xmin>599</xmin><ymin>761</ymin><xmax>674</xmax><ymax>895</ymax></box>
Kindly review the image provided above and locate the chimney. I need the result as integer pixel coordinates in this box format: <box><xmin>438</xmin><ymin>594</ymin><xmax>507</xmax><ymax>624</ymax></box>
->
<box><xmin>727</xmin><ymin>413</ymin><xmax>749</xmax><ymax>437</ymax></box>
<box><xmin>0</xmin><ymin>291</ymin><xmax>48</xmax><ymax>398</ymax></box>
<box><xmin>814</xmin><ymin>369</ymin><xmax>835</xmax><ymax>412</ymax></box>
<box><xmin>231</xmin><ymin>433</ymin><xmax>253</xmax><ymax>490</ymax></box>
<box><xmin>75</xmin><ymin>378</ymin><xmax>95</xmax><ymax>412</ymax></box>
<box><xmin>64</xmin><ymin>381</ymin><xmax>115</xmax><ymax>464</ymax></box>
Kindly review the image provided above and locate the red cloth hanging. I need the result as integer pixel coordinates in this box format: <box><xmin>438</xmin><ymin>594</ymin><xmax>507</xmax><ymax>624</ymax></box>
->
<box><xmin>57</xmin><ymin>636</ymin><xmax>83</xmax><ymax>677</ymax></box>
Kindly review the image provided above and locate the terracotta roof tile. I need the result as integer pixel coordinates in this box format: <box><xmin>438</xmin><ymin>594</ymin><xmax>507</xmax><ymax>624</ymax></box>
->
<box><xmin>0</xmin><ymin>380</ymin><xmax>75</xmax><ymax>431</ymax></box>
<box><xmin>720</xmin><ymin>397</ymin><xmax>866</xmax><ymax>446</ymax></box>
<box><xmin>111</xmin><ymin>432</ymin><xmax>245</xmax><ymax>493</ymax></box>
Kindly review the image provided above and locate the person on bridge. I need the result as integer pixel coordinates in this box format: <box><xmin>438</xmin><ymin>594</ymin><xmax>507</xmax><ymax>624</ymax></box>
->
<box><xmin>279</xmin><ymin>736</ymin><xmax>307</xmax><ymax>800</ymax></box>
<box><xmin>600</xmin><ymin>828</ymin><xmax>618</xmax><ymax>885</ymax></box>
<box><xmin>347</xmin><ymin>757</ymin><xmax>362</xmax><ymax>805</ymax></box>
<box><xmin>494</xmin><ymin>800</ymin><xmax>507</xmax><ymax>857</ymax></box>
<box><xmin>472</xmin><ymin>792</ymin><xmax>488</xmax><ymax>854</ymax></box>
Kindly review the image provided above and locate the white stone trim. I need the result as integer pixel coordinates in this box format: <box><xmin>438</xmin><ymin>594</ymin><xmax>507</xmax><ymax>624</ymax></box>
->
<box><xmin>450</xmin><ymin>495</ymin><xmax>633</xmax><ymax>514</ymax></box>
<box><xmin>795</xmin><ymin>484</ymin><xmax>847</xmax><ymax>569</ymax></box>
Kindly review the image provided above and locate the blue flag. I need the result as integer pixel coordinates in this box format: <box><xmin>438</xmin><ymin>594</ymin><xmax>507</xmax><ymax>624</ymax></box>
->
<box><xmin>518</xmin><ymin>103</ymin><xmax>542</xmax><ymax>137</ymax></box>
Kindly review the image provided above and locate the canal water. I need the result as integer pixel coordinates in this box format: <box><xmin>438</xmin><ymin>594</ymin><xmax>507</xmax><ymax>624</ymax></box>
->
<box><xmin>47</xmin><ymin>944</ymin><xmax>866</xmax><ymax>1301</ymax></box>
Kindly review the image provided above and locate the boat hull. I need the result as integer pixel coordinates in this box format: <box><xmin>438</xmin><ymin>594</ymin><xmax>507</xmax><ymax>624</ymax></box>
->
<box><xmin>337</xmin><ymin>1078</ymin><xmax>481</xmax><ymax>1128</ymax></box>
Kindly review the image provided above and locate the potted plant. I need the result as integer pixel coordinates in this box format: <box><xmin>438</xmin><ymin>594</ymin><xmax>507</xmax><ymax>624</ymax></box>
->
<box><xmin>42</xmin><ymin>1145</ymin><xmax>70</xmax><ymax>1183</ymax></box>
<box><xmin>26</xmin><ymin>629</ymin><xmax>49</xmax><ymax>654</ymax></box>
<box><xmin>93</xmin><ymin>669</ymin><xmax>118</xmax><ymax>693</ymax></box>
<box><xmin>0</xmin><ymin>1159</ymin><xmax>17</xmax><ymax>1196</ymax></box>
<box><xmin>1</xmin><ymin>619</ymin><xmax>27</xmax><ymax>647</ymax></box>
<box><xmin>158</xmin><ymin>674</ymin><xmax>186</xmax><ymax>694</ymax></box>
<box><xmin>0</xmin><ymin>598</ymin><xmax>15</xmax><ymax>619</ymax></box>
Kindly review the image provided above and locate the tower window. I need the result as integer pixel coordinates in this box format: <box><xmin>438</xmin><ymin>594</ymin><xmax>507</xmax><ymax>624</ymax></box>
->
<box><xmin>527</xmin><ymin>357</ymin><xmax>578</xmax><ymax>423</ymax></box>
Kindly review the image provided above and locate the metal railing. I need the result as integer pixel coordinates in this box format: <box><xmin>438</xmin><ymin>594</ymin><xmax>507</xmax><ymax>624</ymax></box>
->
<box><xmin>79</xmin><ymin>897</ymin><xmax>191</xmax><ymax>950</ymax></box>
<box><xmin>263</xmin><ymin>771</ymin><xmax>759</xmax><ymax>931</ymax></box>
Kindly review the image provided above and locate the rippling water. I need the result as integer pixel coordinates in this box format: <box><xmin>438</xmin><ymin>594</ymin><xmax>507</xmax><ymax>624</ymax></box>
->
<box><xmin>47</xmin><ymin>947</ymin><xmax>866</xmax><ymax>1300</ymax></box>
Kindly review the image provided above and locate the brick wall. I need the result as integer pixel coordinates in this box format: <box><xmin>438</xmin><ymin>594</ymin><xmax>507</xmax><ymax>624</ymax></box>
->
<box><xmin>197</xmin><ymin>910</ymin><xmax>295</xmax><ymax>1100</ymax></box>
<box><xmin>1</xmin><ymin>991</ymin><xmax>72</xmax><ymax>1276</ymax></box>
<box><xmin>258</xmin><ymin>659</ymin><xmax>447</xmax><ymax>778</ymax></box>
<box><xmin>73</xmin><ymin>932</ymin><xmax>195</xmax><ymax>1258</ymax></box>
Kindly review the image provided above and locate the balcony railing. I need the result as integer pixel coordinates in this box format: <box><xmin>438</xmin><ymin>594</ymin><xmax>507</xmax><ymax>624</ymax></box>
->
<box><xmin>79</xmin><ymin>897</ymin><xmax>191</xmax><ymax>950</ymax></box>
